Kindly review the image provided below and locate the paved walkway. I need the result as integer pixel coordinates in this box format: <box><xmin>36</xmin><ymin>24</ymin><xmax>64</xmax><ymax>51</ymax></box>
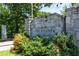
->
<box><xmin>0</xmin><ymin>41</ymin><xmax>13</xmax><ymax>51</ymax></box>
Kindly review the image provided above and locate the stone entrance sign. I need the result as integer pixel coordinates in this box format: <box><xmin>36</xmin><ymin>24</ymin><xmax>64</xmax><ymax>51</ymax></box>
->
<box><xmin>1</xmin><ymin>25</ymin><xmax>7</xmax><ymax>40</ymax></box>
<box><xmin>25</xmin><ymin>13</ymin><xmax>64</xmax><ymax>38</ymax></box>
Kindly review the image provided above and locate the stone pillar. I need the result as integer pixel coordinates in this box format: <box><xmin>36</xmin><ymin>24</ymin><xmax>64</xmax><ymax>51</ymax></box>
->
<box><xmin>25</xmin><ymin>18</ymin><xmax>32</xmax><ymax>37</ymax></box>
<box><xmin>1</xmin><ymin>25</ymin><xmax>7</xmax><ymax>40</ymax></box>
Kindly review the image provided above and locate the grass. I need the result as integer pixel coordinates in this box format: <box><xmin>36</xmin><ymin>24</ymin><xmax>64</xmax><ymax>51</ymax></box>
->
<box><xmin>0</xmin><ymin>50</ymin><xmax>18</xmax><ymax>56</ymax></box>
<box><xmin>0</xmin><ymin>39</ymin><xmax>1</xmax><ymax>42</ymax></box>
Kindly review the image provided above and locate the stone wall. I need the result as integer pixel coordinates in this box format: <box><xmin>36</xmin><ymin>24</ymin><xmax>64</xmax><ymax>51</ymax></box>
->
<box><xmin>25</xmin><ymin>13</ymin><xmax>64</xmax><ymax>38</ymax></box>
<box><xmin>25</xmin><ymin>7</ymin><xmax>79</xmax><ymax>47</ymax></box>
<box><xmin>66</xmin><ymin>7</ymin><xmax>79</xmax><ymax>47</ymax></box>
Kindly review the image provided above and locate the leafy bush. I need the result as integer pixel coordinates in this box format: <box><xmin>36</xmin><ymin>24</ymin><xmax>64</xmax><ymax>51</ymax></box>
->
<box><xmin>16</xmin><ymin>35</ymin><xmax>60</xmax><ymax>56</ymax></box>
<box><xmin>66</xmin><ymin>35</ymin><xmax>79</xmax><ymax>56</ymax></box>
<box><xmin>13</xmin><ymin>33</ymin><xmax>29</xmax><ymax>50</ymax></box>
<box><xmin>16</xmin><ymin>36</ymin><xmax>46</xmax><ymax>56</ymax></box>
<box><xmin>15</xmin><ymin>33</ymin><xmax>79</xmax><ymax>56</ymax></box>
<box><xmin>52</xmin><ymin>33</ymin><xmax>68</xmax><ymax>48</ymax></box>
<box><xmin>46</xmin><ymin>43</ymin><xmax>60</xmax><ymax>56</ymax></box>
<box><xmin>51</xmin><ymin>33</ymin><xmax>79</xmax><ymax>56</ymax></box>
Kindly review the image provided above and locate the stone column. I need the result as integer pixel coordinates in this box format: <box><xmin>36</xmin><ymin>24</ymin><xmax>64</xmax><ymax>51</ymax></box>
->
<box><xmin>1</xmin><ymin>25</ymin><xmax>7</xmax><ymax>40</ymax></box>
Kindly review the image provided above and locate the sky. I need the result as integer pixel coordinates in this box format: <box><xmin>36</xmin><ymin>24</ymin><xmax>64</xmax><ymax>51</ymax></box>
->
<box><xmin>40</xmin><ymin>3</ymin><xmax>71</xmax><ymax>14</ymax></box>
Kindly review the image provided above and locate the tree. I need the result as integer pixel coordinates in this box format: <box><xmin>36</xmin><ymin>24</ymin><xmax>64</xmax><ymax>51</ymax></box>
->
<box><xmin>0</xmin><ymin>4</ymin><xmax>10</xmax><ymax>38</ymax></box>
<box><xmin>0</xmin><ymin>3</ymin><xmax>53</xmax><ymax>38</ymax></box>
<box><xmin>0</xmin><ymin>3</ymin><xmax>63</xmax><ymax>38</ymax></box>
<box><xmin>5</xmin><ymin>3</ymin><xmax>52</xmax><ymax>32</ymax></box>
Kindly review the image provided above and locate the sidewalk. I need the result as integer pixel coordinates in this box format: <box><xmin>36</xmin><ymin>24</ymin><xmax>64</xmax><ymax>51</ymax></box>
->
<box><xmin>0</xmin><ymin>41</ymin><xmax>13</xmax><ymax>51</ymax></box>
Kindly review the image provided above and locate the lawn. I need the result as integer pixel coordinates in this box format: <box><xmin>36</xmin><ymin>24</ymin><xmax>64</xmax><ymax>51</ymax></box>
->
<box><xmin>0</xmin><ymin>50</ymin><xmax>18</xmax><ymax>56</ymax></box>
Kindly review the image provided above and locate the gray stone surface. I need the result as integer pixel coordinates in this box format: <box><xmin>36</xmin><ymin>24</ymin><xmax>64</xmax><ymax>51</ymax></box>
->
<box><xmin>66</xmin><ymin>7</ymin><xmax>79</xmax><ymax>47</ymax></box>
<box><xmin>25</xmin><ymin>13</ymin><xmax>64</xmax><ymax>38</ymax></box>
<box><xmin>25</xmin><ymin>7</ymin><xmax>79</xmax><ymax>47</ymax></box>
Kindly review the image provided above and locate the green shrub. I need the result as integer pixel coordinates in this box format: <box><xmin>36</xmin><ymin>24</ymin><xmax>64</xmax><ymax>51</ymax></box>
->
<box><xmin>51</xmin><ymin>33</ymin><xmax>79</xmax><ymax>56</ymax></box>
<box><xmin>15</xmin><ymin>33</ymin><xmax>79</xmax><ymax>56</ymax></box>
<box><xmin>13</xmin><ymin>33</ymin><xmax>29</xmax><ymax>50</ymax></box>
<box><xmin>16</xmin><ymin>35</ymin><xmax>60</xmax><ymax>56</ymax></box>
<box><xmin>52</xmin><ymin>33</ymin><xmax>68</xmax><ymax>48</ymax></box>
<box><xmin>32</xmin><ymin>35</ymin><xmax>43</xmax><ymax>42</ymax></box>
<box><xmin>46</xmin><ymin>43</ymin><xmax>60</xmax><ymax>56</ymax></box>
<box><xmin>66</xmin><ymin>35</ymin><xmax>79</xmax><ymax>56</ymax></box>
<box><xmin>16</xmin><ymin>36</ymin><xmax>45</xmax><ymax>56</ymax></box>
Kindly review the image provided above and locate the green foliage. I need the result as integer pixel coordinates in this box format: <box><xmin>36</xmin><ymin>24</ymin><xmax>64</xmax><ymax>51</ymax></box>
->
<box><xmin>32</xmin><ymin>35</ymin><xmax>44</xmax><ymax>42</ymax></box>
<box><xmin>52</xmin><ymin>33</ymin><xmax>69</xmax><ymax>48</ymax></box>
<box><xmin>15</xmin><ymin>33</ymin><xmax>79</xmax><ymax>56</ymax></box>
<box><xmin>0</xmin><ymin>50</ymin><xmax>18</xmax><ymax>56</ymax></box>
<box><xmin>16</xmin><ymin>36</ymin><xmax>45</xmax><ymax>56</ymax></box>
<box><xmin>66</xmin><ymin>35</ymin><xmax>79</xmax><ymax>56</ymax></box>
<box><xmin>46</xmin><ymin>43</ymin><xmax>60</xmax><ymax>56</ymax></box>
<box><xmin>0</xmin><ymin>3</ymin><xmax>52</xmax><ymax>38</ymax></box>
<box><xmin>51</xmin><ymin>33</ymin><xmax>79</xmax><ymax>56</ymax></box>
<box><xmin>0</xmin><ymin>4</ymin><xmax>10</xmax><ymax>38</ymax></box>
<box><xmin>16</xmin><ymin>35</ymin><xmax>60</xmax><ymax>56</ymax></box>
